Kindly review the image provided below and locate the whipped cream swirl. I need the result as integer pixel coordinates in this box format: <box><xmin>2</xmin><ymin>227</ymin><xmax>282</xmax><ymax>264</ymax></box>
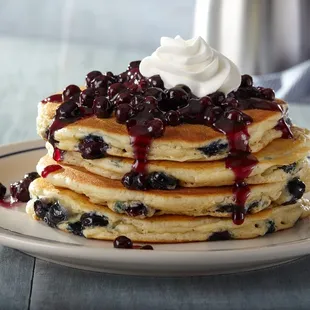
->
<box><xmin>140</xmin><ymin>36</ymin><xmax>241</xmax><ymax>97</ymax></box>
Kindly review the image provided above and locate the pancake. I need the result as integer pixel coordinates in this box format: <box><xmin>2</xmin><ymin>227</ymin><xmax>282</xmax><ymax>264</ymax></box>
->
<box><xmin>45</xmin><ymin>126</ymin><xmax>310</xmax><ymax>187</ymax></box>
<box><xmin>27</xmin><ymin>178</ymin><xmax>310</xmax><ymax>243</ymax></box>
<box><xmin>37</xmin><ymin>99</ymin><xmax>288</xmax><ymax>162</ymax></box>
<box><xmin>36</xmin><ymin>154</ymin><xmax>310</xmax><ymax>218</ymax></box>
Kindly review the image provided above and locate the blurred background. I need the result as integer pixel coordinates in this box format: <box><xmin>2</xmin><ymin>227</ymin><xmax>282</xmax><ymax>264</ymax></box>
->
<box><xmin>0</xmin><ymin>0</ymin><xmax>309</xmax><ymax>145</ymax></box>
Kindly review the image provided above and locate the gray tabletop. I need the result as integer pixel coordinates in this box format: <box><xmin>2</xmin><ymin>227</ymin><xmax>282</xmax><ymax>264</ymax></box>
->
<box><xmin>1</xmin><ymin>1</ymin><xmax>310</xmax><ymax>308</ymax></box>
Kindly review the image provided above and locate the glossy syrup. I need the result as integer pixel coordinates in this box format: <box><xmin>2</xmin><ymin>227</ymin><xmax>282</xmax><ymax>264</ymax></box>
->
<box><xmin>41</xmin><ymin>165</ymin><xmax>62</xmax><ymax>178</ymax></box>
<box><xmin>41</xmin><ymin>94</ymin><xmax>62</xmax><ymax>104</ymax></box>
<box><xmin>53</xmin><ymin>147</ymin><xmax>65</xmax><ymax>162</ymax></box>
<box><xmin>275</xmin><ymin>118</ymin><xmax>293</xmax><ymax>139</ymax></box>
<box><xmin>129</xmin><ymin>123</ymin><xmax>151</xmax><ymax>173</ymax></box>
<box><xmin>42</xmin><ymin>72</ymin><xmax>293</xmax><ymax>225</ymax></box>
<box><xmin>220</xmin><ymin>99</ymin><xmax>291</xmax><ymax>224</ymax></box>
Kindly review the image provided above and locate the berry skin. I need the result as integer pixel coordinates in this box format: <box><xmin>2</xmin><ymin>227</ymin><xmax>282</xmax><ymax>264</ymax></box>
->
<box><xmin>90</xmin><ymin>75</ymin><xmax>110</xmax><ymax>89</ymax></box>
<box><xmin>107</xmin><ymin>83</ymin><xmax>126</xmax><ymax>99</ymax></box>
<box><xmin>259</xmin><ymin>87</ymin><xmax>275</xmax><ymax>101</ymax></box>
<box><xmin>122</xmin><ymin>172</ymin><xmax>149</xmax><ymax>191</ymax></box>
<box><xmin>148</xmin><ymin>172</ymin><xmax>178</xmax><ymax>190</ymax></box>
<box><xmin>79</xmin><ymin>88</ymin><xmax>96</xmax><ymax>108</ymax></box>
<box><xmin>115</xmin><ymin>104</ymin><xmax>132</xmax><ymax>124</ymax></box>
<box><xmin>240</xmin><ymin>74</ymin><xmax>253</xmax><ymax>87</ymax></box>
<box><xmin>93</xmin><ymin>97</ymin><xmax>113</xmax><ymax>118</ymax></box>
<box><xmin>85</xmin><ymin>70</ymin><xmax>102</xmax><ymax>87</ymax></box>
<box><xmin>62</xmin><ymin>85</ymin><xmax>81</xmax><ymax>102</ymax></box>
<box><xmin>113</xmin><ymin>236</ymin><xmax>133</xmax><ymax>249</ymax></box>
<box><xmin>165</xmin><ymin>110</ymin><xmax>181</xmax><ymax>126</ymax></box>
<box><xmin>78</xmin><ymin>135</ymin><xmax>109</xmax><ymax>159</ymax></box>
<box><xmin>0</xmin><ymin>183</ymin><xmax>7</xmax><ymax>200</ymax></box>
<box><xmin>148</xmin><ymin>75</ymin><xmax>164</xmax><ymax>89</ymax></box>
<box><xmin>147</xmin><ymin>118</ymin><xmax>165</xmax><ymax>138</ymax></box>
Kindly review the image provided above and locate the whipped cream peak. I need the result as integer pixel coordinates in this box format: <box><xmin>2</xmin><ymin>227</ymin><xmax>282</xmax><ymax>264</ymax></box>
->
<box><xmin>139</xmin><ymin>36</ymin><xmax>241</xmax><ymax>97</ymax></box>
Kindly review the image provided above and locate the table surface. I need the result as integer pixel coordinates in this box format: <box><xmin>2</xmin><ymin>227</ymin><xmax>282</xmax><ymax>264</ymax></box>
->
<box><xmin>1</xmin><ymin>1</ymin><xmax>310</xmax><ymax>308</ymax></box>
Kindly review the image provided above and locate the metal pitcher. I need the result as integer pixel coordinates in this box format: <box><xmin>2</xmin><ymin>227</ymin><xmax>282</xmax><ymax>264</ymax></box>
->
<box><xmin>193</xmin><ymin>0</ymin><xmax>310</xmax><ymax>75</ymax></box>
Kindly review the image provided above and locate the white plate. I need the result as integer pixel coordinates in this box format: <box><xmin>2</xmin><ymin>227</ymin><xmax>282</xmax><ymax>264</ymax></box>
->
<box><xmin>1</xmin><ymin>140</ymin><xmax>310</xmax><ymax>276</ymax></box>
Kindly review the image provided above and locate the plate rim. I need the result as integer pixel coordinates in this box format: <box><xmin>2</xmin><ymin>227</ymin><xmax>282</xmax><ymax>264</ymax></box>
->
<box><xmin>1</xmin><ymin>140</ymin><xmax>310</xmax><ymax>262</ymax></box>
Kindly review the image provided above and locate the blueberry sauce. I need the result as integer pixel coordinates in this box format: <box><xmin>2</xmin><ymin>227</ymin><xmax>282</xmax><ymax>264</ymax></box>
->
<box><xmin>41</xmin><ymin>94</ymin><xmax>63</xmax><ymax>104</ymax></box>
<box><xmin>113</xmin><ymin>236</ymin><xmax>133</xmax><ymax>249</ymax></box>
<box><xmin>275</xmin><ymin>118</ymin><xmax>293</xmax><ymax>139</ymax></box>
<box><xmin>41</xmin><ymin>165</ymin><xmax>62</xmax><ymax>178</ymax></box>
<box><xmin>53</xmin><ymin>147</ymin><xmax>65</xmax><ymax>162</ymax></box>
<box><xmin>0</xmin><ymin>183</ymin><xmax>6</xmax><ymax>200</ymax></box>
<box><xmin>41</xmin><ymin>66</ymin><xmax>293</xmax><ymax>225</ymax></box>
<box><xmin>1</xmin><ymin>172</ymin><xmax>39</xmax><ymax>207</ymax></box>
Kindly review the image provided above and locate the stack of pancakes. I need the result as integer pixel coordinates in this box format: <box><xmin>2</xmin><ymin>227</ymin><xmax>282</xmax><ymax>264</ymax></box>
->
<box><xmin>26</xmin><ymin>96</ymin><xmax>310</xmax><ymax>243</ymax></box>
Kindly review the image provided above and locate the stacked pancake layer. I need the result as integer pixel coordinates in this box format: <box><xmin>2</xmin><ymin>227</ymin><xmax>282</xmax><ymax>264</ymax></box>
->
<box><xmin>27</xmin><ymin>96</ymin><xmax>310</xmax><ymax>242</ymax></box>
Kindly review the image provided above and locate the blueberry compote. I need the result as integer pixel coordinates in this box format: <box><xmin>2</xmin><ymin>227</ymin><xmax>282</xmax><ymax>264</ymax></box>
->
<box><xmin>113</xmin><ymin>235</ymin><xmax>153</xmax><ymax>250</ymax></box>
<box><xmin>10</xmin><ymin>172</ymin><xmax>40</xmax><ymax>203</ymax></box>
<box><xmin>42</xmin><ymin>63</ymin><xmax>293</xmax><ymax>225</ymax></box>
<box><xmin>41</xmin><ymin>165</ymin><xmax>62</xmax><ymax>178</ymax></box>
<box><xmin>0</xmin><ymin>172</ymin><xmax>40</xmax><ymax>207</ymax></box>
<box><xmin>34</xmin><ymin>200</ymin><xmax>67</xmax><ymax>227</ymax></box>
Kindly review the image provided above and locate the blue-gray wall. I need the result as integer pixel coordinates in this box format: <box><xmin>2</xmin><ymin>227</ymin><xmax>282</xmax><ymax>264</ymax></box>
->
<box><xmin>0</xmin><ymin>0</ymin><xmax>195</xmax><ymax>143</ymax></box>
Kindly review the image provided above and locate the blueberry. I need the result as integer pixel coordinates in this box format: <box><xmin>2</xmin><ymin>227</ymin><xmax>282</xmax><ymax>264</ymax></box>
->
<box><xmin>203</xmin><ymin>106</ymin><xmax>223</xmax><ymax>125</ymax></box>
<box><xmin>216</xmin><ymin>204</ymin><xmax>235</xmax><ymax>213</ymax></box>
<box><xmin>122</xmin><ymin>172</ymin><xmax>149</xmax><ymax>191</ymax></box>
<box><xmin>80</xmin><ymin>212</ymin><xmax>108</xmax><ymax>227</ymax></box>
<box><xmin>146</xmin><ymin>118</ymin><xmax>165</xmax><ymax>138</ymax></box>
<box><xmin>161</xmin><ymin>87</ymin><xmax>188</xmax><ymax>112</ymax></box>
<box><xmin>125</xmin><ymin>203</ymin><xmax>148</xmax><ymax>217</ymax></box>
<box><xmin>0</xmin><ymin>183</ymin><xmax>6</xmax><ymax>200</ymax></box>
<box><xmin>287</xmin><ymin>178</ymin><xmax>306</xmax><ymax>201</ymax></box>
<box><xmin>279</xmin><ymin>162</ymin><xmax>297</xmax><ymax>174</ymax></box>
<box><xmin>198</xmin><ymin>140</ymin><xmax>228</xmax><ymax>157</ymax></box>
<box><xmin>113</xmin><ymin>236</ymin><xmax>133</xmax><ymax>249</ymax></box>
<box><xmin>224</xmin><ymin>109</ymin><xmax>246</xmax><ymax>123</ymax></box>
<box><xmin>24</xmin><ymin>172</ymin><xmax>40</xmax><ymax>181</ymax></box>
<box><xmin>68</xmin><ymin>221</ymin><xmax>83</xmax><ymax>236</ymax></box>
<box><xmin>10</xmin><ymin>178</ymin><xmax>32</xmax><ymax>202</ymax></box>
<box><xmin>144</xmin><ymin>87</ymin><xmax>166</xmax><ymax>101</ymax></box>
<box><xmin>56</xmin><ymin>101</ymin><xmax>82</xmax><ymax>122</ymax></box>
<box><xmin>78</xmin><ymin>135</ymin><xmax>109</xmax><ymax>159</ymax></box>
<box><xmin>176</xmin><ymin>84</ymin><xmax>191</xmax><ymax>94</ymax></box>
<box><xmin>90</xmin><ymin>75</ymin><xmax>111</xmax><ymax>89</ymax></box>
<box><xmin>231</xmin><ymin>88</ymin><xmax>252</xmax><ymax>100</ymax></box>
<box><xmin>107</xmin><ymin>83</ymin><xmax>126</xmax><ymax>99</ymax></box>
<box><xmin>247</xmin><ymin>201</ymin><xmax>259</xmax><ymax>213</ymax></box>
<box><xmin>113</xmin><ymin>91</ymin><xmax>134</xmax><ymax>106</ymax></box>
<box><xmin>129</xmin><ymin>96</ymin><xmax>145</xmax><ymax>112</ymax></box>
<box><xmin>165</xmin><ymin>110</ymin><xmax>181</xmax><ymax>126</ymax></box>
<box><xmin>266</xmin><ymin>220</ymin><xmax>276</xmax><ymax>234</ymax></box>
<box><xmin>148</xmin><ymin>172</ymin><xmax>179</xmax><ymax>190</ymax></box>
<box><xmin>93</xmin><ymin>97</ymin><xmax>113</xmax><ymax>118</ymax></box>
<box><xmin>33</xmin><ymin>199</ymin><xmax>50</xmax><ymax>220</ymax></box>
<box><xmin>207</xmin><ymin>231</ymin><xmax>232</xmax><ymax>241</ymax></box>
<box><xmin>210</xmin><ymin>91</ymin><xmax>225</xmax><ymax>105</ymax></box>
<box><xmin>79</xmin><ymin>88</ymin><xmax>96</xmax><ymax>108</ymax></box>
<box><xmin>240</xmin><ymin>74</ymin><xmax>253</xmax><ymax>87</ymax></box>
<box><xmin>62</xmin><ymin>85</ymin><xmax>81</xmax><ymax>101</ymax></box>
<box><xmin>85</xmin><ymin>70</ymin><xmax>102</xmax><ymax>87</ymax></box>
<box><xmin>148</xmin><ymin>75</ymin><xmax>164</xmax><ymax>89</ymax></box>
<box><xmin>127</xmin><ymin>60</ymin><xmax>141</xmax><ymax>70</ymax></box>
<box><xmin>44</xmin><ymin>202</ymin><xmax>67</xmax><ymax>227</ymax></box>
<box><xmin>259</xmin><ymin>88</ymin><xmax>275</xmax><ymax>101</ymax></box>
<box><xmin>117</xmin><ymin>71</ymin><xmax>128</xmax><ymax>83</ymax></box>
<box><xmin>115</xmin><ymin>104</ymin><xmax>132</xmax><ymax>124</ymax></box>
<box><xmin>127</xmin><ymin>68</ymin><xmax>142</xmax><ymax>81</ymax></box>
